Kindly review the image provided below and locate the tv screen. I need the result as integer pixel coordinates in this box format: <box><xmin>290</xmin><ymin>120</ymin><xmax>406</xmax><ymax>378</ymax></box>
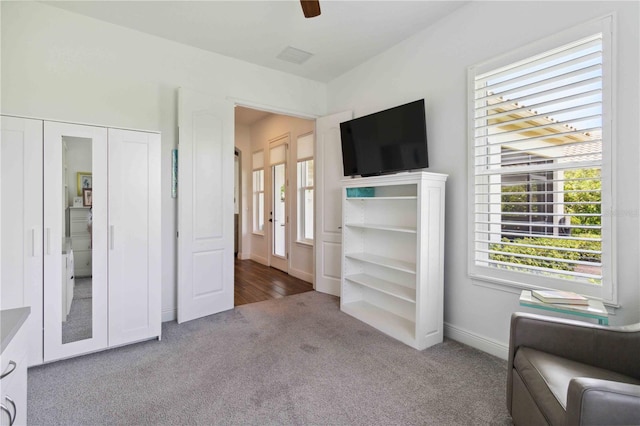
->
<box><xmin>340</xmin><ymin>99</ymin><xmax>428</xmax><ymax>177</ymax></box>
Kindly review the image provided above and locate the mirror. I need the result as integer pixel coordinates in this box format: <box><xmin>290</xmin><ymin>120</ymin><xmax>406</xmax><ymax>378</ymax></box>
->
<box><xmin>61</xmin><ymin>136</ymin><xmax>93</xmax><ymax>344</ymax></box>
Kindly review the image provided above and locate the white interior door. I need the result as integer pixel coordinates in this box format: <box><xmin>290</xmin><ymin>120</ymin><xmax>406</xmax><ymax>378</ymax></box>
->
<box><xmin>1</xmin><ymin>116</ymin><xmax>44</xmax><ymax>366</ymax></box>
<box><xmin>269</xmin><ymin>138</ymin><xmax>289</xmax><ymax>272</ymax></box>
<box><xmin>177</xmin><ymin>88</ymin><xmax>234</xmax><ymax>323</ymax></box>
<box><xmin>107</xmin><ymin>128</ymin><xmax>161</xmax><ymax>346</ymax></box>
<box><xmin>314</xmin><ymin>111</ymin><xmax>352</xmax><ymax>296</ymax></box>
<box><xmin>43</xmin><ymin>122</ymin><xmax>108</xmax><ymax>362</ymax></box>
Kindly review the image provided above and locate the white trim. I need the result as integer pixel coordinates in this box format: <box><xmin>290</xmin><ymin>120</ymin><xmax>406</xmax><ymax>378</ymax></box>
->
<box><xmin>250</xmin><ymin>253</ymin><xmax>268</xmax><ymax>266</ymax></box>
<box><xmin>162</xmin><ymin>308</ymin><xmax>177</xmax><ymax>322</ymax></box>
<box><xmin>236</xmin><ymin>252</ymin><xmax>251</xmax><ymax>260</ymax></box>
<box><xmin>228</xmin><ymin>97</ymin><xmax>318</xmax><ymax>121</ymax></box>
<box><xmin>289</xmin><ymin>267</ymin><xmax>313</xmax><ymax>284</ymax></box>
<box><xmin>444</xmin><ymin>322</ymin><xmax>509</xmax><ymax>360</ymax></box>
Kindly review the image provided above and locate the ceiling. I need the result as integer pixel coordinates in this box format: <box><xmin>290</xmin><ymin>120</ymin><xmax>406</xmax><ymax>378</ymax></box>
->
<box><xmin>45</xmin><ymin>0</ymin><xmax>469</xmax><ymax>83</ymax></box>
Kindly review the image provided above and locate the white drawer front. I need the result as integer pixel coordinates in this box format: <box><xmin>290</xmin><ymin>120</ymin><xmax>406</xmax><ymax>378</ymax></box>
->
<box><xmin>71</xmin><ymin>237</ymin><xmax>91</xmax><ymax>251</ymax></box>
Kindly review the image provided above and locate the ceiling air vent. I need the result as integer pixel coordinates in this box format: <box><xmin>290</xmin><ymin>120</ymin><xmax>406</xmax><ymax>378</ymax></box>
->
<box><xmin>276</xmin><ymin>46</ymin><xmax>314</xmax><ymax>65</ymax></box>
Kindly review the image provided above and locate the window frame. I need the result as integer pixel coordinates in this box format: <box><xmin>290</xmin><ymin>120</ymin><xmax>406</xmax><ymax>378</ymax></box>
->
<box><xmin>296</xmin><ymin>158</ymin><xmax>314</xmax><ymax>245</ymax></box>
<box><xmin>467</xmin><ymin>16</ymin><xmax>617</xmax><ymax>304</ymax></box>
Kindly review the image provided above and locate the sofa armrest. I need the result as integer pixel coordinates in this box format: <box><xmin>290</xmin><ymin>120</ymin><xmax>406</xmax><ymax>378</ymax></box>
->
<box><xmin>566</xmin><ymin>378</ymin><xmax>640</xmax><ymax>425</ymax></box>
<box><xmin>506</xmin><ymin>312</ymin><xmax>640</xmax><ymax>413</ymax></box>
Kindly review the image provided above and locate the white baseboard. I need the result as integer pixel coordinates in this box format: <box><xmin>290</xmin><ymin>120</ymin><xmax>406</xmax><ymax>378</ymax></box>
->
<box><xmin>162</xmin><ymin>308</ymin><xmax>176</xmax><ymax>323</ymax></box>
<box><xmin>236</xmin><ymin>252</ymin><xmax>251</xmax><ymax>260</ymax></box>
<box><xmin>289</xmin><ymin>267</ymin><xmax>313</xmax><ymax>284</ymax></box>
<box><xmin>444</xmin><ymin>322</ymin><xmax>509</xmax><ymax>360</ymax></box>
<box><xmin>250</xmin><ymin>254</ymin><xmax>268</xmax><ymax>266</ymax></box>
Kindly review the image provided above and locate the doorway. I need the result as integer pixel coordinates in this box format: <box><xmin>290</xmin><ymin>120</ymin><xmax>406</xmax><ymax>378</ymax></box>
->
<box><xmin>233</xmin><ymin>105</ymin><xmax>315</xmax><ymax>305</ymax></box>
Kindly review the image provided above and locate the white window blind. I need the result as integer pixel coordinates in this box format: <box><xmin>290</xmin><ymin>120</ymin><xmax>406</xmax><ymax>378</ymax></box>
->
<box><xmin>297</xmin><ymin>133</ymin><xmax>314</xmax><ymax>160</ymax></box>
<box><xmin>470</xmin><ymin>26</ymin><xmax>613</xmax><ymax>298</ymax></box>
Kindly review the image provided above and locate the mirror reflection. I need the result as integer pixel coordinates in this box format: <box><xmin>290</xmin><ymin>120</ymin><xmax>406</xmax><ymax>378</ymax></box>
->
<box><xmin>61</xmin><ymin>136</ymin><xmax>93</xmax><ymax>344</ymax></box>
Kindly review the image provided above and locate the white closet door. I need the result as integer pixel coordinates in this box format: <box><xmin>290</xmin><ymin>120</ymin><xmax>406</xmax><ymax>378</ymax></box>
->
<box><xmin>43</xmin><ymin>122</ymin><xmax>108</xmax><ymax>362</ymax></box>
<box><xmin>314</xmin><ymin>111</ymin><xmax>352</xmax><ymax>296</ymax></box>
<box><xmin>107</xmin><ymin>128</ymin><xmax>161</xmax><ymax>346</ymax></box>
<box><xmin>177</xmin><ymin>87</ymin><xmax>234</xmax><ymax>323</ymax></box>
<box><xmin>1</xmin><ymin>116</ymin><xmax>44</xmax><ymax>366</ymax></box>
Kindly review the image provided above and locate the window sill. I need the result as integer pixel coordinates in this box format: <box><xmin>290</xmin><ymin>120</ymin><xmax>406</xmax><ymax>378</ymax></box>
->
<box><xmin>252</xmin><ymin>232</ymin><xmax>264</xmax><ymax>237</ymax></box>
<box><xmin>469</xmin><ymin>273</ymin><xmax>621</xmax><ymax>311</ymax></box>
<box><xmin>295</xmin><ymin>240</ymin><xmax>313</xmax><ymax>247</ymax></box>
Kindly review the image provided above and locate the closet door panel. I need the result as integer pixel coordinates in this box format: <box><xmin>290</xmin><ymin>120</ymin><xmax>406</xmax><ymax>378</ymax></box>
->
<box><xmin>1</xmin><ymin>116</ymin><xmax>44</xmax><ymax>366</ymax></box>
<box><xmin>108</xmin><ymin>128</ymin><xmax>161</xmax><ymax>347</ymax></box>
<box><xmin>43</xmin><ymin>122</ymin><xmax>108</xmax><ymax>362</ymax></box>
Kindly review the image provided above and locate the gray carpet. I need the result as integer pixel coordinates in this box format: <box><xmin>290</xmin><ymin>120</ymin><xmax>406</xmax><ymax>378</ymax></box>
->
<box><xmin>62</xmin><ymin>278</ymin><xmax>93</xmax><ymax>344</ymax></box>
<box><xmin>28</xmin><ymin>291</ymin><xmax>512</xmax><ymax>425</ymax></box>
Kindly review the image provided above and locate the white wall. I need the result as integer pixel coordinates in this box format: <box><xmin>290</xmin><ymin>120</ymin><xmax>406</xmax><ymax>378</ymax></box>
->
<box><xmin>327</xmin><ymin>1</ymin><xmax>640</xmax><ymax>357</ymax></box>
<box><xmin>1</xmin><ymin>1</ymin><xmax>326</xmax><ymax>321</ymax></box>
<box><xmin>247</xmin><ymin>114</ymin><xmax>315</xmax><ymax>282</ymax></box>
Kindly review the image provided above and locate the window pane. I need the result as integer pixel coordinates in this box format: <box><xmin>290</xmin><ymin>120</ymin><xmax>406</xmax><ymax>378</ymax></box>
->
<box><xmin>297</xmin><ymin>160</ymin><xmax>314</xmax><ymax>241</ymax></box>
<box><xmin>306</xmin><ymin>160</ymin><xmax>314</xmax><ymax>186</ymax></box>
<box><xmin>304</xmin><ymin>189</ymin><xmax>314</xmax><ymax>240</ymax></box>
<box><xmin>253</xmin><ymin>169</ymin><xmax>264</xmax><ymax>232</ymax></box>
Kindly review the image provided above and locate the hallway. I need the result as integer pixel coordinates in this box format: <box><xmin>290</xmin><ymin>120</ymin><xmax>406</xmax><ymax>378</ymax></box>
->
<box><xmin>234</xmin><ymin>258</ymin><xmax>314</xmax><ymax>306</ymax></box>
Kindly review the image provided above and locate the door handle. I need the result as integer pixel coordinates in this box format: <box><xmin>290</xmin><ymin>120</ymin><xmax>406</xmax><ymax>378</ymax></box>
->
<box><xmin>45</xmin><ymin>228</ymin><xmax>51</xmax><ymax>255</ymax></box>
<box><xmin>0</xmin><ymin>360</ymin><xmax>16</xmax><ymax>379</ymax></box>
<box><xmin>5</xmin><ymin>396</ymin><xmax>16</xmax><ymax>426</ymax></box>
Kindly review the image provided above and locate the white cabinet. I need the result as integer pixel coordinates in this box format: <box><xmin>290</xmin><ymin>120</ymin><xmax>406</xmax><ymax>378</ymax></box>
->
<box><xmin>1</xmin><ymin>116</ymin><xmax>44</xmax><ymax>367</ymax></box>
<box><xmin>69</xmin><ymin>207</ymin><xmax>92</xmax><ymax>277</ymax></box>
<box><xmin>1</xmin><ymin>115</ymin><xmax>161</xmax><ymax>365</ymax></box>
<box><xmin>1</xmin><ymin>308</ymin><xmax>30</xmax><ymax>426</ymax></box>
<box><xmin>341</xmin><ymin>171</ymin><xmax>447</xmax><ymax>350</ymax></box>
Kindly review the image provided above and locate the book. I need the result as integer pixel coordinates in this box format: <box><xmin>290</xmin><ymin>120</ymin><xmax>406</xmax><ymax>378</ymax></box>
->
<box><xmin>531</xmin><ymin>289</ymin><xmax>589</xmax><ymax>305</ymax></box>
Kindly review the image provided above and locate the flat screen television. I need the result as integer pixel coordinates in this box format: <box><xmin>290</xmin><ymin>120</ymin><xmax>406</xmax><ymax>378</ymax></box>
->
<box><xmin>340</xmin><ymin>99</ymin><xmax>428</xmax><ymax>177</ymax></box>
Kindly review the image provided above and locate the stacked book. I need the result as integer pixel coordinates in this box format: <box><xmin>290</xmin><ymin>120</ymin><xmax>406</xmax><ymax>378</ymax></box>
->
<box><xmin>531</xmin><ymin>289</ymin><xmax>588</xmax><ymax>305</ymax></box>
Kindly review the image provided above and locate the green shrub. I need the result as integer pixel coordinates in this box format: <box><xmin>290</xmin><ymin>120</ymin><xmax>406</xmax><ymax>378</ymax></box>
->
<box><xmin>490</xmin><ymin>236</ymin><xmax>601</xmax><ymax>272</ymax></box>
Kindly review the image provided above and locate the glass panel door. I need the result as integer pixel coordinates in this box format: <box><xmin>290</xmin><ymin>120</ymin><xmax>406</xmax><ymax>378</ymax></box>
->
<box><xmin>269</xmin><ymin>139</ymin><xmax>288</xmax><ymax>272</ymax></box>
<box><xmin>272</xmin><ymin>163</ymin><xmax>287</xmax><ymax>259</ymax></box>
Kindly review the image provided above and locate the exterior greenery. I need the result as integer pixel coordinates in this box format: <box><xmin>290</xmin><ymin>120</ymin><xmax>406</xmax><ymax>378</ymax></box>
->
<box><xmin>491</xmin><ymin>168</ymin><xmax>601</xmax><ymax>274</ymax></box>
<box><xmin>563</xmin><ymin>168</ymin><xmax>601</xmax><ymax>236</ymax></box>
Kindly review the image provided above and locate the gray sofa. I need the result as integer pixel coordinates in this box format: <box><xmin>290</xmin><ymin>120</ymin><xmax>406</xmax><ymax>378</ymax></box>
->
<box><xmin>507</xmin><ymin>312</ymin><xmax>640</xmax><ymax>425</ymax></box>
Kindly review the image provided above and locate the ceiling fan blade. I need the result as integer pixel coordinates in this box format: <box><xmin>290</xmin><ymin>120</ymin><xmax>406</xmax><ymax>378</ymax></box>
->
<box><xmin>300</xmin><ymin>0</ymin><xmax>321</xmax><ymax>18</ymax></box>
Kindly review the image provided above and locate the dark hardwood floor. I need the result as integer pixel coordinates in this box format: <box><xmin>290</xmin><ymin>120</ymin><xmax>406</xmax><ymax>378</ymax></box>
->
<box><xmin>234</xmin><ymin>258</ymin><xmax>314</xmax><ymax>306</ymax></box>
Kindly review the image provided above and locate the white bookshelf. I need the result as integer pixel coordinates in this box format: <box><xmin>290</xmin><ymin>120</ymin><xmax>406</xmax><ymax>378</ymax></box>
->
<box><xmin>341</xmin><ymin>171</ymin><xmax>447</xmax><ymax>350</ymax></box>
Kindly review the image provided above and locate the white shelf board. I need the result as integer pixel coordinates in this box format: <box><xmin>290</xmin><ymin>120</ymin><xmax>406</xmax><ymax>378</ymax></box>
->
<box><xmin>342</xmin><ymin>300</ymin><xmax>415</xmax><ymax>345</ymax></box>
<box><xmin>344</xmin><ymin>223</ymin><xmax>416</xmax><ymax>233</ymax></box>
<box><xmin>345</xmin><ymin>252</ymin><xmax>416</xmax><ymax>274</ymax></box>
<box><xmin>345</xmin><ymin>273</ymin><xmax>416</xmax><ymax>303</ymax></box>
<box><xmin>346</xmin><ymin>196</ymin><xmax>417</xmax><ymax>200</ymax></box>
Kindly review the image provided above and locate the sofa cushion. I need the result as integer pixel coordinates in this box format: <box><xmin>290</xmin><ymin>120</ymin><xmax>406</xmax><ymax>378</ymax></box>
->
<box><xmin>514</xmin><ymin>347</ymin><xmax>640</xmax><ymax>424</ymax></box>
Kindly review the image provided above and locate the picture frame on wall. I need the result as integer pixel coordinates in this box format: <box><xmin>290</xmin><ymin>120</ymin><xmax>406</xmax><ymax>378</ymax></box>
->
<box><xmin>77</xmin><ymin>172</ymin><xmax>92</xmax><ymax>196</ymax></box>
<box><xmin>83</xmin><ymin>188</ymin><xmax>92</xmax><ymax>207</ymax></box>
